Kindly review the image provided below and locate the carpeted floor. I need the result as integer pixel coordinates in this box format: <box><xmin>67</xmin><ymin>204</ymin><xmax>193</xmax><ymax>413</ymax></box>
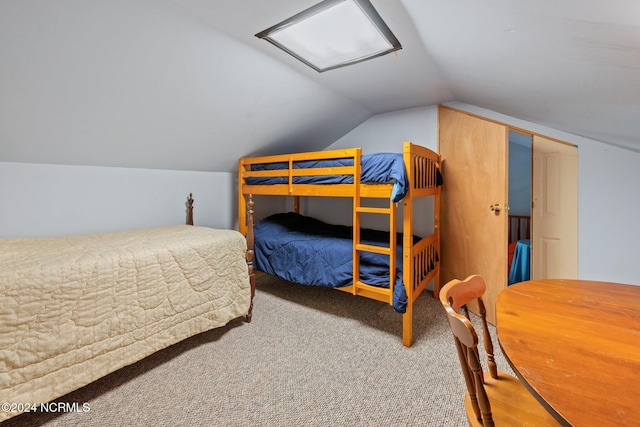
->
<box><xmin>2</xmin><ymin>274</ymin><xmax>513</xmax><ymax>427</ymax></box>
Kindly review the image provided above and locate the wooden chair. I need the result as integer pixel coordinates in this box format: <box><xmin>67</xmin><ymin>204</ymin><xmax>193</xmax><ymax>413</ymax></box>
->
<box><xmin>440</xmin><ymin>275</ymin><xmax>560</xmax><ymax>426</ymax></box>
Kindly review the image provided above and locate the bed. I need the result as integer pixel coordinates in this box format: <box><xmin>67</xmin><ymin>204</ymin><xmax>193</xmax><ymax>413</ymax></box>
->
<box><xmin>0</xmin><ymin>195</ymin><xmax>255</xmax><ymax>421</ymax></box>
<box><xmin>238</xmin><ymin>142</ymin><xmax>441</xmax><ymax>347</ymax></box>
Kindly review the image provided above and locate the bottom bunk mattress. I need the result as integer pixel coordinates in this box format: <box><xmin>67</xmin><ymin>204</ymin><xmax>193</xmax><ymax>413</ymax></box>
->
<box><xmin>0</xmin><ymin>225</ymin><xmax>251</xmax><ymax>421</ymax></box>
<box><xmin>253</xmin><ymin>212</ymin><xmax>408</xmax><ymax>313</ymax></box>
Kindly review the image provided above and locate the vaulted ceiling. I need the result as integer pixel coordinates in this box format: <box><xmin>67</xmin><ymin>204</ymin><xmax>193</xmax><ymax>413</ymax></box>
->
<box><xmin>1</xmin><ymin>0</ymin><xmax>639</xmax><ymax>173</ymax></box>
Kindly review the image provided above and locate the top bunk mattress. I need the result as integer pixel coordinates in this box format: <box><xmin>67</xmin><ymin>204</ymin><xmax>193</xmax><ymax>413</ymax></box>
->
<box><xmin>246</xmin><ymin>152</ymin><xmax>410</xmax><ymax>202</ymax></box>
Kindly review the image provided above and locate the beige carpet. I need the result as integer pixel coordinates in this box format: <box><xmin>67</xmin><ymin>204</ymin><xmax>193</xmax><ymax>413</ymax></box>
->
<box><xmin>3</xmin><ymin>274</ymin><xmax>513</xmax><ymax>427</ymax></box>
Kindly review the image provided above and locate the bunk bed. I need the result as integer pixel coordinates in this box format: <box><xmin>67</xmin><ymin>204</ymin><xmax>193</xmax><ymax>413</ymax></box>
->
<box><xmin>238</xmin><ymin>142</ymin><xmax>441</xmax><ymax>347</ymax></box>
<box><xmin>0</xmin><ymin>195</ymin><xmax>256</xmax><ymax>422</ymax></box>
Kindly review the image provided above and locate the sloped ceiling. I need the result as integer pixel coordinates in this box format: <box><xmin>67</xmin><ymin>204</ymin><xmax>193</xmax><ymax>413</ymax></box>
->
<box><xmin>1</xmin><ymin>0</ymin><xmax>639</xmax><ymax>174</ymax></box>
<box><xmin>401</xmin><ymin>0</ymin><xmax>640</xmax><ymax>152</ymax></box>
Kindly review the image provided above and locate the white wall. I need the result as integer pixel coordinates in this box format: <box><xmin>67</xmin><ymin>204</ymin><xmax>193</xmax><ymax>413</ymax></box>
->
<box><xmin>297</xmin><ymin>106</ymin><xmax>438</xmax><ymax>235</ymax></box>
<box><xmin>4</xmin><ymin>102</ymin><xmax>638</xmax><ymax>287</ymax></box>
<box><xmin>327</xmin><ymin>106</ymin><xmax>438</xmax><ymax>154</ymax></box>
<box><xmin>577</xmin><ymin>140</ymin><xmax>640</xmax><ymax>283</ymax></box>
<box><xmin>447</xmin><ymin>102</ymin><xmax>640</xmax><ymax>285</ymax></box>
<box><xmin>0</xmin><ymin>162</ymin><xmax>237</xmax><ymax>237</ymax></box>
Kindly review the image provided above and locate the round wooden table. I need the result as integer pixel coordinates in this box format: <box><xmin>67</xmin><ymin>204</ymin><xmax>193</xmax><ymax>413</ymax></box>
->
<box><xmin>496</xmin><ymin>279</ymin><xmax>640</xmax><ymax>427</ymax></box>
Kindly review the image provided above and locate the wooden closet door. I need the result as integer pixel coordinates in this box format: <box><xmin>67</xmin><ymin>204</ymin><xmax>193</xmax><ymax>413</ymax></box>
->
<box><xmin>439</xmin><ymin>106</ymin><xmax>508</xmax><ymax>324</ymax></box>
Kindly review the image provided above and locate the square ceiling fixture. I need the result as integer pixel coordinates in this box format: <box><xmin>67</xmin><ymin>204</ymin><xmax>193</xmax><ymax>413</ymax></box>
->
<box><xmin>255</xmin><ymin>0</ymin><xmax>401</xmax><ymax>73</ymax></box>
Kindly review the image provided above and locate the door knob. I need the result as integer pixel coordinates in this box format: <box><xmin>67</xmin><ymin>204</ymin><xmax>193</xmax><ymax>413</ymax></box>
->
<box><xmin>490</xmin><ymin>203</ymin><xmax>502</xmax><ymax>212</ymax></box>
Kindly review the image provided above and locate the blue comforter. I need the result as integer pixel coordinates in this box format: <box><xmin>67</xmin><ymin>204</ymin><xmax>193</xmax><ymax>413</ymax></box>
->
<box><xmin>253</xmin><ymin>212</ymin><xmax>409</xmax><ymax>313</ymax></box>
<box><xmin>247</xmin><ymin>152</ymin><xmax>409</xmax><ymax>202</ymax></box>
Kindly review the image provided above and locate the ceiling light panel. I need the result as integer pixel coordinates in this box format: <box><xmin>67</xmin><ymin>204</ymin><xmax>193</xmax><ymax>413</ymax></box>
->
<box><xmin>256</xmin><ymin>0</ymin><xmax>401</xmax><ymax>72</ymax></box>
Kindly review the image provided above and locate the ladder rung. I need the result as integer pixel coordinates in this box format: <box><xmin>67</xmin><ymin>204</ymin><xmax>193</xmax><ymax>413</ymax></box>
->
<box><xmin>355</xmin><ymin>206</ymin><xmax>392</xmax><ymax>214</ymax></box>
<box><xmin>356</xmin><ymin>243</ymin><xmax>391</xmax><ymax>255</ymax></box>
<box><xmin>355</xmin><ymin>281</ymin><xmax>391</xmax><ymax>296</ymax></box>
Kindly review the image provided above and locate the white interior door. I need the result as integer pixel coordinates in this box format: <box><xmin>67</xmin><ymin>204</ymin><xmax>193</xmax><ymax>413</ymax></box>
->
<box><xmin>531</xmin><ymin>136</ymin><xmax>578</xmax><ymax>279</ymax></box>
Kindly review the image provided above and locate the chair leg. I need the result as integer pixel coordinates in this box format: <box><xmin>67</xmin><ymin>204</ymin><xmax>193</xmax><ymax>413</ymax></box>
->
<box><xmin>478</xmin><ymin>298</ymin><xmax>498</xmax><ymax>378</ymax></box>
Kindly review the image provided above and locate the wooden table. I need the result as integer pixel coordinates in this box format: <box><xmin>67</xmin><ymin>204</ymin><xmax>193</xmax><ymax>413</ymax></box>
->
<box><xmin>496</xmin><ymin>279</ymin><xmax>640</xmax><ymax>427</ymax></box>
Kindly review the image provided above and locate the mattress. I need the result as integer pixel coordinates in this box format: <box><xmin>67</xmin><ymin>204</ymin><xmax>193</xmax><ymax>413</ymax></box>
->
<box><xmin>246</xmin><ymin>152</ymin><xmax>410</xmax><ymax>202</ymax></box>
<box><xmin>0</xmin><ymin>225</ymin><xmax>250</xmax><ymax>421</ymax></box>
<box><xmin>253</xmin><ymin>212</ymin><xmax>411</xmax><ymax>313</ymax></box>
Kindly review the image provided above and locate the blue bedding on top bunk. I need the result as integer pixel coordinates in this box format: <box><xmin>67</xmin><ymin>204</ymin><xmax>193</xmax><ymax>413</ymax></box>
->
<box><xmin>253</xmin><ymin>212</ymin><xmax>409</xmax><ymax>313</ymax></box>
<box><xmin>246</xmin><ymin>152</ymin><xmax>409</xmax><ymax>202</ymax></box>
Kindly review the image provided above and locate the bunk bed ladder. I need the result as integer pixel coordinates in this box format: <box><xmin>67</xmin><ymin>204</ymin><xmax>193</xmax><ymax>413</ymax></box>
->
<box><xmin>352</xmin><ymin>202</ymin><xmax>397</xmax><ymax>305</ymax></box>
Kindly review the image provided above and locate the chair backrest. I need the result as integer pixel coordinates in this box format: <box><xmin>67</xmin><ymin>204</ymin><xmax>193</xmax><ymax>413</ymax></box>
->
<box><xmin>440</xmin><ymin>275</ymin><xmax>498</xmax><ymax>425</ymax></box>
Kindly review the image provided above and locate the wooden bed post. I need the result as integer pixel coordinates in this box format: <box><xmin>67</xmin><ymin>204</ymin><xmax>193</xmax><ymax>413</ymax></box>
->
<box><xmin>245</xmin><ymin>195</ymin><xmax>256</xmax><ymax>322</ymax></box>
<box><xmin>293</xmin><ymin>195</ymin><xmax>300</xmax><ymax>214</ymax></box>
<box><xmin>238</xmin><ymin>159</ymin><xmax>255</xmax><ymax>322</ymax></box>
<box><xmin>238</xmin><ymin>159</ymin><xmax>247</xmax><ymax>235</ymax></box>
<box><xmin>433</xmin><ymin>162</ymin><xmax>442</xmax><ymax>298</ymax></box>
<box><xmin>186</xmin><ymin>193</ymin><xmax>194</xmax><ymax>225</ymax></box>
<box><xmin>402</xmin><ymin>142</ymin><xmax>414</xmax><ymax>347</ymax></box>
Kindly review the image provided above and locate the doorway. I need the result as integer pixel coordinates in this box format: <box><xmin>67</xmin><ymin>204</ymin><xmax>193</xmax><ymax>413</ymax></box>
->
<box><xmin>439</xmin><ymin>105</ymin><xmax>578</xmax><ymax>324</ymax></box>
<box><xmin>507</xmin><ymin>130</ymin><xmax>532</xmax><ymax>285</ymax></box>
<box><xmin>531</xmin><ymin>135</ymin><xmax>578</xmax><ymax>279</ymax></box>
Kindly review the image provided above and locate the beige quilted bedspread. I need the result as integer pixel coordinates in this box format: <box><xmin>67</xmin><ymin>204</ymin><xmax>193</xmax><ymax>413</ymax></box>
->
<box><xmin>0</xmin><ymin>225</ymin><xmax>250</xmax><ymax>420</ymax></box>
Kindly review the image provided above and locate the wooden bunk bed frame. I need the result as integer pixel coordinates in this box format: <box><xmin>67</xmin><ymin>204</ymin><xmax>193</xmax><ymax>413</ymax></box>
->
<box><xmin>238</xmin><ymin>142</ymin><xmax>441</xmax><ymax>347</ymax></box>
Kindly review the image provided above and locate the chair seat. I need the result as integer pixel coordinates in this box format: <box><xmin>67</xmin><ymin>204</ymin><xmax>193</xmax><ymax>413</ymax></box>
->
<box><xmin>464</xmin><ymin>371</ymin><xmax>561</xmax><ymax>426</ymax></box>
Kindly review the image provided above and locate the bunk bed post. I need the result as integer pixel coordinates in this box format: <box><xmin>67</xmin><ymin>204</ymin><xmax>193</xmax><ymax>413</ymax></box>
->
<box><xmin>238</xmin><ymin>159</ymin><xmax>247</xmax><ymax>236</ymax></box>
<box><xmin>293</xmin><ymin>196</ymin><xmax>300</xmax><ymax>214</ymax></box>
<box><xmin>433</xmin><ymin>160</ymin><xmax>442</xmax><ymax>298</ymax></box>
<box><xmin>352</xmin><ymin>148</ymin><xmax>362</xmax><ymax>297</ymax></box>
<box><xmin>402</xmin><ymin>142</ymin><xmax>414</xmax><ymax>347</ymax></box>
<box><xmin>388</xmin><ymin>198</ymin><xmax>397</xmax><ymax>307</ymax></box>
<box><xmin>245</xmin><ymin>195</ymin><xmax>256</xmax><ymax>322</ymax></box>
